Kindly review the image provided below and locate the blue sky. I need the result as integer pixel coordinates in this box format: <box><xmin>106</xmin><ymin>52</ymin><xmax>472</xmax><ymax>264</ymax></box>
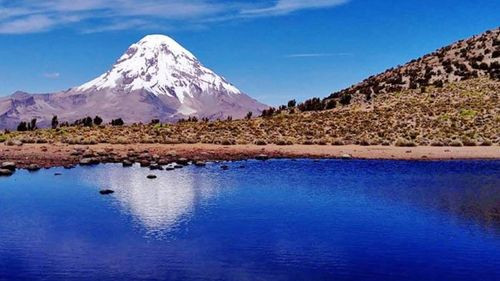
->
<box><xmin>0</xmin><ymin>0</ymin><xmax>498</xmax><ymax>105</ymax></box>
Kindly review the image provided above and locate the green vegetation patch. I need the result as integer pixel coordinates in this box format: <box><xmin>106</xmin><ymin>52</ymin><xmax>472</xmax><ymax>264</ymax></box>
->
<box><xmin>459</xmin><ymin>109</ymin><xmax>477</xmax><ymax>119</ymax></box>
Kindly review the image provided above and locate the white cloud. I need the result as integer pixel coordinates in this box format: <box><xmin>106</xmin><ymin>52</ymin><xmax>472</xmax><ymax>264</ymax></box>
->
<box><xmin>43</xmin><ymin>72</ymin><xmax>61</xmax><ymax>79</ymax></box>
<box><xmin>241</xmin><ymin>0</ymin><xmax>349</xmax><ymax>16</ymax></box>
<box><xmin>0</xmin><ymin>0</ymin><xmax>350</xmax><ymax>34</ymax></box>
<box><xmin>0</xmin><ymin>15</ymin><xmax>55</xmax><ymax>34</ymax></box>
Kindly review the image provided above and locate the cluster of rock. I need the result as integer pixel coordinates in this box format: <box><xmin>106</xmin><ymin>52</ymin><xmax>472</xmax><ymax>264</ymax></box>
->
<box><xmin>72</xmin><ymin>147</ymin><xmax>270</xmax><ymax>171</ymax></box>
<box><xmin>0</xmin><ymin>162</ymin><xmax>16</xmax><ymax>176</ymax></box>
<box><xmin>0</xmin><ymin>161</ymin><xmax>41</xmax><ymax>176</ymax></box>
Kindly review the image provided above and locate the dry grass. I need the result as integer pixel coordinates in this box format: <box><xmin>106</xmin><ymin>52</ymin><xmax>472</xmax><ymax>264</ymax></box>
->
<box><xmin>1</xmin><ymin>78</ymin><xmax>499</xmax><ymax>147</ymax></box>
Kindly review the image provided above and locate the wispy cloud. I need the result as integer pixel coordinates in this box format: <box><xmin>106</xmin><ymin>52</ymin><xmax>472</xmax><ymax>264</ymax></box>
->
<box><xmin>241</xmin><ymin>0</ymin><xmax>349</xmax><ymax>17</ymax></box>
<box><xmin>43</xmin><ymin>72</ymin><xmax>60</xmax><ymax>79</ymax></box>
<box><xmin>0</xmin><ymin>0</ymin><xmax>350</xmax><ymax>34</ymax></box>
<box><xmin>0</xmin><ymin>15</ymin><xmax>55</xmax><ymax>34</ymax></box>
<box><xmin>285</xmin><ymin>52</ymin><xmax>353</xmax><ymax>58</ymax></box>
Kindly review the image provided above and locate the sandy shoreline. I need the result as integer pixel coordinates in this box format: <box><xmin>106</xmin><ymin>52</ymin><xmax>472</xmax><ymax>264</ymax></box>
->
<box><xmin>0</xmin><ymin>143</ymin><xmax>499</xmax><ymax>169</ymax></box>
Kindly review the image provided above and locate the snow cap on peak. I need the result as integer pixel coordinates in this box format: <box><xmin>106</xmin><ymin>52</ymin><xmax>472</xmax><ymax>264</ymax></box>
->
<box><xmin>136</xmin><ymin>34</ymin><xmax>195</xmax><ymax>59</ymax></box>
<box><xmin>76</xmin><ymin>33</ymin><xmax>242</xmax><ymax>99</ymax></box>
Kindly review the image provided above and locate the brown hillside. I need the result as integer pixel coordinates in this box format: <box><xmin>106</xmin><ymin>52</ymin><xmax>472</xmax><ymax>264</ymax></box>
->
<box><xmin>327</xmin><ymin>27</ymin><xmax>499</xmax><ymax>104</ymax></box>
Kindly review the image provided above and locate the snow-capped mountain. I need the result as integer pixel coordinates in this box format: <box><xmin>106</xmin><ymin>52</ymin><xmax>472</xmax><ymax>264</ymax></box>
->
<box><xmin>0</xmin><ymin>35</ymin><xmax>267</xmax><ymax>129</ymax></box>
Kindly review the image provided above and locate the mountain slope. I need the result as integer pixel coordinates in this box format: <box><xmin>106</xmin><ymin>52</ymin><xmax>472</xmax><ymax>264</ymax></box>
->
<box><xmin>326</xmin><ymin>28</ymin><xmax>499</xmax><ymax>103</ymax></box>
<box><xmin>0</xmin><ymin>35</ymin><xmax>267</xmax><ymax>129</ymax></box>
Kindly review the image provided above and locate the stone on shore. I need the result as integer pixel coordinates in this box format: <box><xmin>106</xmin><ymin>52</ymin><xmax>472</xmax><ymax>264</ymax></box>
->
<box><xmin>122</xmin><ymin>160</ymin><xmax>133</xmax><ymax>167</ymax></box>
<box><xmin>255</xmin><ymin>154</ymin><xmax>269</xmax><ymax>161</ymax></box>
<box><xmin>0</xmin><ymin>169</ymin><xmax>14</xmax><ymax>176</ymax></box>
<box><xmin>79</xmin><ymin>158</ymin><xmax>100</xmax><ymax>166</ymax></box>
<box><xmin>194</xmin><ymin>161</ymin><xmax>206</xmax><ymax>167</ymax></box>
<box><xmin>158</xmin><ymin>159</ymin><xmax>171</xmax><ymax>165</ymax></box>
<box><xmin>340</xmin><ymin>153</ymin><xmax>352</xmax><ymax>159</ymax></box>
<box><xmin>27</xmin><ymin>164</ymin><xmax>41</xmax><ymax>172</ymax></box>
<box><xmin>1</xmin><ymin>162</ymin><xmax>16</xmax><ymax>171</ymax></box>
<box><xmin>176</xmin><ymin>158</ymin><xmax>189</xmax><ymax>165</ymax></box>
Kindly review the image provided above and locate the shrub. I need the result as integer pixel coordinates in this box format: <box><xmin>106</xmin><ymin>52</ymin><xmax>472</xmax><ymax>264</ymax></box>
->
<box><xmin>450</xmin><ymin>140</ymin><xmax>463</xmax><ymax>147</ymax></box>
<box><xmin>358</xmin><ymin>138</ymin><xmax>371</xmax><ymax>146</ymax></box>
<box><xmin>17</xmin><ymin>121</ymin><xmax>28</xmax><ymax>132</ymax></box>
<box><xmin>274</xmin><ymin>139</ymin><xmax>292</xmax><ymax>146</ymax></box>
<box><xmin>94</xmin><ymin>116</ymin><xmax>103</xmax><ymax>126</ymax></box>
<box><xmin>221</xmin><ymin>139</ymin><xmax>235</xmax><ymax>145</ymax></box>
<box><xmin>315</xmin><ymin>139</ymin><xmax>328</xmax><ymax>145</ymax></box>
<box><xmin>302</xmin><ymin>139</ymin><xmax>314</xmax><ymax>145</ymax></box>
<box><xmin>254</xmin><ymin>139</ymin><xmax>267</xmax><ymax>145</ymax></box>
<box><xmin>395</xmin><ymin>138</ymin><xmax>417</xmax><ymax>147</ymax></box>
<box><xmin>111</xmin><ymin>118</ymin><xmax>124</xmax><ymax>126</ymax></box>
<box><xmin>261</xmin><ymin>108</ymin><xmax>276</xmax><ymax>117</ymax></box>
<box><xmin>339</xmin><ymin>93</ymin><xmax>352</xmax><ymax>106</ymax></box>
<box><xmin>331</xmin><ymin>138</ymin><xmax>345</xmax><ymax>146</ymax></box>
<box><xmin>462</xmin><ymin>138</ymin><xmax>477</xmax><ymax>146</ymax></box>
<box><xmin>298</xmin><ymin>98</ymin><xmax>323</xmax><ymax>112</ymax></box>
<box><xmin>323</xmin><ymin>100</ymin><xmax>337</xmax><ymax>110</ymax></box>
<box><xmin>433</xmin><ymin>80</ymin><xmax>444</xmax><ymax>88</ymax></box>
<box><xmin>51</xmin><ymin>116</ymin><xmax>59</xmax><ymax>129</ymax></box>
<box><xmin>480</xmin><ymin>139</ymin><xmax>493</xmax><ymax>146</ymax></box>
<box><xmin>430</xmin><ymin>140</ymin><xmax>444</xmax><ymax>147</ymax></box>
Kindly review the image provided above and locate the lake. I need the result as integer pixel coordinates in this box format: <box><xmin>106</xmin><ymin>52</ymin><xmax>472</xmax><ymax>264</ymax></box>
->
<box><xmin>0</xmin><ymin>159</ymin><xmax>499</xmax><ymax>280</ymax></box>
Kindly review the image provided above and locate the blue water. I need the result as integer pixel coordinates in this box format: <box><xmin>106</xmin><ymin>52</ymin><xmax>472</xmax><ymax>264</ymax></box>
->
<box><xmin>0</xmin><ymin>159</ymin><xmax>499</xmax><ymax>281</ymax></box>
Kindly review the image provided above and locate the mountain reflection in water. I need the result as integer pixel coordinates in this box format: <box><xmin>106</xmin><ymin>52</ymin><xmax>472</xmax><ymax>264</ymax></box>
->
<box><xmin>80</xmin><ymin>165</ymin><xmax>223</xmax><ymax>236</ymax></box>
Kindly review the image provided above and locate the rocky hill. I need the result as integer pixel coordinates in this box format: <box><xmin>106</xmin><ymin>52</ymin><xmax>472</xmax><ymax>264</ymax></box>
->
<box><xmin>326</xmin><ymin>28</ymin><xmax>499</xmax><ymax>104</ymax></box>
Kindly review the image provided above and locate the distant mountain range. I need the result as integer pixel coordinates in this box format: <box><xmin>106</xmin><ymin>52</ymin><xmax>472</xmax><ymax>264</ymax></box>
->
<box><xmin>0</xmin><ymin>35</ymin><xmax>267</xmax><ymax>129</ymax></box>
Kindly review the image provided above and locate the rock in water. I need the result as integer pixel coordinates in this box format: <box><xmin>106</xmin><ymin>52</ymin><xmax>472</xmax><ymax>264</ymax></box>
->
<box><xmin>0</xmin><ymin>169</ymin><xmax>13</xmax><ymax>176</ymax></box>
<box><xmin>99</xmin><ymin>189</ymin><xmax>114</xmax><ymax>195</ymax></box>
<box><xmin>147</xmin><ymin>174</ymin><xmax>157</xmax><ymax>179</ymax></box>
<box><xmin>149</xmin><ymin>163</ymin><xmax>163</xmax><ymax>170</ymax></box>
